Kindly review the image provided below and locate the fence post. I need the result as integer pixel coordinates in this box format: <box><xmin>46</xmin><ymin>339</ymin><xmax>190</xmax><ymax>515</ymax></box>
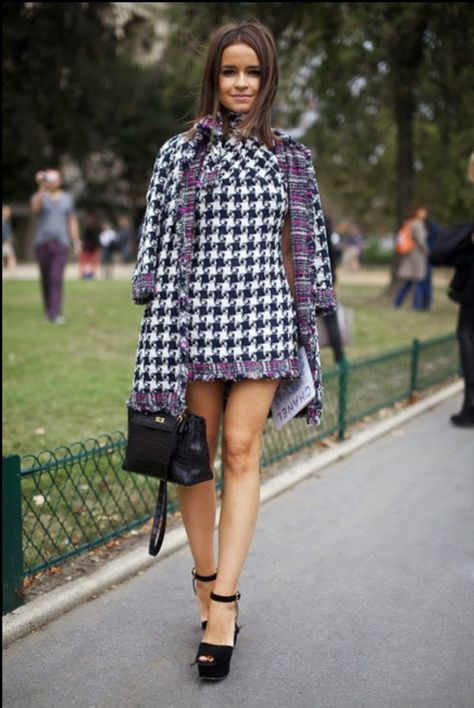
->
<box><xmin>337</xmin><ymin>358</ymin><xmax>348</xmax><ymax>441</ymax></box>
<box><xmin>410</xmin><ymin>338</ymin><xmax>420</xmax><ymax>401</ymax></box>
<box><xmin>2</xmin><ymin>455</ymin><xmax>24</xmax><ymax>614</ymax></box>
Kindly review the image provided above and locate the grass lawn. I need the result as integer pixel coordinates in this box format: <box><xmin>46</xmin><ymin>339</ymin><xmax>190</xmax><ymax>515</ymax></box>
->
<box><xmin>3</xmin><ymin>277</ymin><xmax>459</xmax><ymax>457</ymax></box>
<box><xmin>320</xmin><ymin>280</ymin><xmax>458</xmax><ymax>366</ymax></box>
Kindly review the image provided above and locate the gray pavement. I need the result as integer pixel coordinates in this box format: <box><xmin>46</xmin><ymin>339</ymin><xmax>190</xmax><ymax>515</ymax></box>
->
<box><xmin>3</xmin><ymin>393</ymin><xmax>474</xmax><ymax>708</ymax></box>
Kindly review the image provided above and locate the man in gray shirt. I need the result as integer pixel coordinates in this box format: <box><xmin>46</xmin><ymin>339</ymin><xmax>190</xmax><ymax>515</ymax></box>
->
<box><xmin>31</xmin><ymin>169</ymin><xmax>81</xmax><ymax>323</ymax></box>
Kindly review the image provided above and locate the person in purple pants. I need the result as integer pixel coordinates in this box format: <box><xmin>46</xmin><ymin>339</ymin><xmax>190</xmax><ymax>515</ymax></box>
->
<box><xmin>31</xmin><ymin>169</ymin><xmax>81</xmax><ymax>324</ymax></box>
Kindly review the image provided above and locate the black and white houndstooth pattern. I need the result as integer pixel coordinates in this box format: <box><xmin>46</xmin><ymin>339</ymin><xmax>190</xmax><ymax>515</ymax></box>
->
<box><xmin>186</xmin><ymin>129</ymin><xmax>299</xmax><ymax>374</ymax></box>
<box><xmin>129</xmin><ymin>113</ymin><xmax>336</xmax><ymax>423</ymax></box>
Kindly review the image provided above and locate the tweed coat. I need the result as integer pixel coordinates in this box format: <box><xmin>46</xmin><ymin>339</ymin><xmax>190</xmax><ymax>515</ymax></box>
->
<box><xmin>128</xmin><ymin>116</ymin><xmax>336</xmax><ymax>425</ymax></box>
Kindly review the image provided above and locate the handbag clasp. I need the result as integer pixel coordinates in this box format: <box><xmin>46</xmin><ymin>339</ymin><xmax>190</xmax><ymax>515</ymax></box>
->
<box><xmin>177</xmin><ymin>407</ymin><xmax>189</xmax><ymax>424</ymax></box>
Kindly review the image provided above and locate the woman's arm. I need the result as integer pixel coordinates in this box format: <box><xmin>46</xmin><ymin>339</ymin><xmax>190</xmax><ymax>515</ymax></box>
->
<box><xmin>31</xmin><ymin>187</ymin><xmax>47</xmax><ymax>214</ymax></box>
<box><xmin>281</xmin><ymin>213</ymin><xmax>296</xmax><ymax>300</ymax></box>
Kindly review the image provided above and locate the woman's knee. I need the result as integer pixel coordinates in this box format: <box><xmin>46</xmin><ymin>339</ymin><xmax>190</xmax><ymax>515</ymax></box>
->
<box><xmin>223</xmin><ymin>434</ymin><xmax>259</xmax><ymax>476</ymax></box>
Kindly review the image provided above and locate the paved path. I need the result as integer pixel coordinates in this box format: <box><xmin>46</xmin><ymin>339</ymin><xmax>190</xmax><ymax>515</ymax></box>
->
<box><xmin>3</xmin><ymin>394</ymin><xmax>474</xmax><ymax>708</ymax></box>
<box><xmin>3</xmin><ymin>263</ymin><xmax>453</xmax><ymax>288</ymax></box>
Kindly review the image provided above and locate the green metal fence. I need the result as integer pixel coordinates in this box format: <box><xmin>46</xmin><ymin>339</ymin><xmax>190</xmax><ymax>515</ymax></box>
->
<box><xmin>2</xmin><ymin>333</ymin><xmax>460</xmax><ymax>614</ymax></box>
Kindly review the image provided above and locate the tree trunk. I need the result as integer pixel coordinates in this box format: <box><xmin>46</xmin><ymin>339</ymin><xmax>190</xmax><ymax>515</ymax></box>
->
<box><xmin>384</xmin><ymin>84</ymin><xmax>417</xmax><ymax>298</ymax></box>
<box><xmin>394</xmin><ymin>86</ymin><xmax>415</xmax><ymax>228</ymax></box>
<box><xmin>384</xmin><ymin>6</ymin><xmax>428</xmax><ymax>292</ymax></box>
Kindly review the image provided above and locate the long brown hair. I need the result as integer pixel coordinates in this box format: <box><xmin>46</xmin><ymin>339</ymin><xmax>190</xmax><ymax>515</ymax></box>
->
<box><xmin>189</xmin><ymin>19</ymin><xmax>279</xmax><ymax>147</ymax></box>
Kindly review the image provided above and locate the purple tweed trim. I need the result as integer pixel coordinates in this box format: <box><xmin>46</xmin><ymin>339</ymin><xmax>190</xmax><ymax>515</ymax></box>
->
<box><xmin>274</xmin><ymin>137</ymin><xmax>333</xmax><ymax>425</ymax></box>
<box><xmin>132</xmin><ymin>273</ymin><xmax>156</xmax><ymax>304</ymax></box>
<box><xmin>128</xmin><ymin>390</ymin><xmax>183</xmax><ymax>416</ymax></box>
<box><xmin>170</xmin><ymin>143</ymin><xmax>209</xmax><ymax>413</ymax></box>
<box><xmin>315</xmin><ymin>288</ymin><xmax>337</xmax><ymax>315</ymax></box>
<box><xmin>187</xmin><ymin>358</ymin><xmax>301</xmax><ymax>381</ymax></box>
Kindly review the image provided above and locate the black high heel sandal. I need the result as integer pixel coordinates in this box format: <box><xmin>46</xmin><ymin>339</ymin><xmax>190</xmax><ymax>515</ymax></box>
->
<box><xmin>191</xmin><ymin>567</ymin><xmax>218</xmax><ymax>630</ymax></box>
<box><xmin>194</xmin><ymin>590</ymin><xmax>241</xmax><ymax>681</ymax></box>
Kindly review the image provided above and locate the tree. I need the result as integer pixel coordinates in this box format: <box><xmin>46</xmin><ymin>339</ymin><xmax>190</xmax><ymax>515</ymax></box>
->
<box><xmin>2</xmin><ymin>2</ymin><xmax>177</xmax><ymax>217</ymax></box>
<box><xmin>283</xmin><ymin>2</ymin><xmax>474</xmax><ymax>230</ymax></box>
<box><xmin>162</xmin><ymin>2</ymin><xmax>474</xmax><ymax>232</ymax></box>
<box><xmin>4</xmin><ymin>2</ymin><xmax>473</xmax><ymax>235</ymax></box>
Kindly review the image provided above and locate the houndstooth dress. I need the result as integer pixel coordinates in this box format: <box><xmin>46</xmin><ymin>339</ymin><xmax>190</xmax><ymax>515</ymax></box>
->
<box><xmin>129</xmin><ymin>112</ymin><xmax>336</xmax><ymax>423</ymax></box>
<box><xmin>186</xmin><ymin>118</ymin><xmax>300</xmax><ymax>381</ymax></box>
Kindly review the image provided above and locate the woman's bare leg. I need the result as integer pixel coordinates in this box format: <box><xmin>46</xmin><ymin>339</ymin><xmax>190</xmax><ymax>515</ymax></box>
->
<box><xmin>178</xmin><ymin>380</ymin><xmax>224</xmax><ymax>624</ymax></box>
<box><xmin>199</xmin><ymin>378</ymin><xmax>280</xmax><ymax>657</ymax></box>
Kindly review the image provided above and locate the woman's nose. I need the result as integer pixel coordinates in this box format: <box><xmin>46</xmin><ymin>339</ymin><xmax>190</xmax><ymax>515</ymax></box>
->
<box><xmin>235</xmin><ymin>72</ymin><xmax>248</xmax><ymax>88</ymax></box>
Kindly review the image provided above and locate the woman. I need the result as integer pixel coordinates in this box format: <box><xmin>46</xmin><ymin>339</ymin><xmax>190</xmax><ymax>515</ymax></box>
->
<box><xmin>31</xmin><ymin>169</ymin><xmax>81</xmax><ymax>324</ymax></box>
<box><xmin>393</xmin><ymin>205</ymin><xmax>429</xmax><ymax>309</ymax></box>
<box><xmin>79</xmin><ymin>213</ymin><xmax>101</xmax><ymax>279</ymax></box>
<box><xmin>128</xmin><ymin>19</ymin><xmax>335</xmax><ymax>680</ymax></box>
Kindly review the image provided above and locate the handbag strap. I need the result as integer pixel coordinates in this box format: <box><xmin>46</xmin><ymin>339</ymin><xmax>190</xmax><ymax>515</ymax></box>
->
<box><xmin>148</xmin><ymin>480</ymin><xmax>167</xmax><ymax>557</ymax></box>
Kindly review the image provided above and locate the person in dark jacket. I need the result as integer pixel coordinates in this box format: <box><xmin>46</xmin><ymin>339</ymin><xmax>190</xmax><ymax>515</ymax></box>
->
<box><xmin>429</xmin><ymin>221</ymin><xmax>474</xmax><ymax>427</ymax></box>
<box><xmin>323</xmin><ymin>213</ymin><xmax>345</xmax><ymax>363</ymax></box>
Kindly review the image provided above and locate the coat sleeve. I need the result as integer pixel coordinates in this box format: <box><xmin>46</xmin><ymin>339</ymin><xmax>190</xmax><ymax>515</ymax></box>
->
<box><xmin>411</xmin><ymin>219</ymin><xmax>429</xmax><ymax>256</ymax></box>
<box><xmin>304</xmin><ymin>149</ymin><xmax>337</xmax><ymax>316</ymax></box>
<box><xmin>131</xmin><ymin>138</ymin><xmax>177</xmax><ymax>304</ymax></box>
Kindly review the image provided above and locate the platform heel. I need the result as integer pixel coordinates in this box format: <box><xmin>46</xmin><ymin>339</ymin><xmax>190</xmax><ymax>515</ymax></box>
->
<box><xmin>195</xmin><ymin>590</ymin><xmax>241</xmax><ymax>681</ymax></box>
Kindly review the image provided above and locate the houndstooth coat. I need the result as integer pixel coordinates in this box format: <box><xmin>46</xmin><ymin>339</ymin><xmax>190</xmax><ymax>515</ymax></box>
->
<box><xmin>128</xmin><ymin>116</ymin><xmax>336</xmax><ymax>425</ymax></box>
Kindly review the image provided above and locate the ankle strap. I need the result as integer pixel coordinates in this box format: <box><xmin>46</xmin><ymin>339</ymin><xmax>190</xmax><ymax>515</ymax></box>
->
<box><xmin>210</xmin><ymin>590</ymin><xmax>241</xmax><ymax>603</ymax></box>
<box><xmin>192</xmin><ymin>567</ymin><xmax>218</xmax><ymax>582</ymax></box>
<box><xmin>192</xmin><ymin>567</ymin><xmax>218</xmax><ymax>596</ymax></box>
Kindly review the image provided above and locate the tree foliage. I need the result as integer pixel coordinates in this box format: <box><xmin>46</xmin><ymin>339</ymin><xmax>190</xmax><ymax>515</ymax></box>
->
<box><xmin>162</xmin><ymin>1</ymin><xmax>474</xmax><ymax>232</ymax></box>
<box><xmin>2</xmin><ymin>2</ymin><xmax>175</xmax><ymax>215</ymax></box>
<box><xmin>3</xmin><ymin>2</ymin><xmax>473</xmax><ymax>234</ymax></box>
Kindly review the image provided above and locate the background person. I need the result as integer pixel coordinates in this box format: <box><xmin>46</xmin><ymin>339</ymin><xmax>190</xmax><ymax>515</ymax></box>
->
<box><xmin>341</xmin><ymin>221</ymin><xmax>364</xmax><ymax>272</ymax></box>
<box><xmin>323</xmin><ymin>212</ymin><xmax>345</xmax><ymax>364</ymax></box>
<box><xmin>2</xmin><ymin>204</ymin><xmax>17</xmax><ymax>276</ymax></box>
<box><xmin>430</xmin><ymin>221</ymin><xmax>474</xmax><ymax>427</ymax></box>
<box><xmin>79</xmin><ymin>213</ymin><xmax>101</xmax><ymax>279</ymax></box>
<box><xmin>393</xmin><ymin>205</ymin><xmax>429</xmax><ymax>309</ymax></box>
<box><xmin>116</xmin><ymin>214</ymin><xmax>134</xmax><ymax>263</ymax></box>
<box><xmin>31</xmin><ymin>169</ymin><xmax>81</xmax><ymax>324</ymax></box>
<box><xmin>99</xmin><ymin>221</ymin><xmax>118</xmax><ymax>279</ymax></box>
<box><xmin>413</xmin><ymin>211</ymin><xmax>440</xmax><ymax>311</ymax></box>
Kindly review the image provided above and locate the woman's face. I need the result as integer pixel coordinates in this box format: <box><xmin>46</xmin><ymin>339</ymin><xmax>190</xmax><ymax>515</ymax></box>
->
<box><xmin>218</xmin><ymin>42</ymin><xmax>261</xmax><ymax>114</ymax></box>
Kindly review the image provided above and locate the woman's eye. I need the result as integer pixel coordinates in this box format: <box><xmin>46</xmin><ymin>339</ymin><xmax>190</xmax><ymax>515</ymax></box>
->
<box><xmin>221</xmin><ymin>68</ymin><xmax>261</xmax><ymax>76</ymax></box>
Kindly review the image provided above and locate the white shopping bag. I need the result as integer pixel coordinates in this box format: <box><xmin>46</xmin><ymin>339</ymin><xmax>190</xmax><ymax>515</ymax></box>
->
<box><xmin>271</xmin><ymin>347</ymin><xmax>315</xmax><ymax>430</ymax></box>
<box><xmin>317</xmin><ymin>305</ymin><xmax>353</xmax><ymax>348</ymax></box>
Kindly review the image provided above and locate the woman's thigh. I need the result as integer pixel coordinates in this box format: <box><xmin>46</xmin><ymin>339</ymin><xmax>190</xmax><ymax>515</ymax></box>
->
<box><xmin>222</xmin><ymin>379</ymin><xmax>280</xmax><ymax>462</ymax></box>
<box><xmin>186</xmin><ymin>380</ymin><xmax>225</xmax><ymax>464</ymax></box>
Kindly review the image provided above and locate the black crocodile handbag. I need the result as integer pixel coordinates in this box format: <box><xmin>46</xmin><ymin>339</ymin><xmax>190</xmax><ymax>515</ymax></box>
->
<box><xmin>122</xmin><ymin>408</ymin><xmax>212</xmax><ymax>556</ymax></box>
